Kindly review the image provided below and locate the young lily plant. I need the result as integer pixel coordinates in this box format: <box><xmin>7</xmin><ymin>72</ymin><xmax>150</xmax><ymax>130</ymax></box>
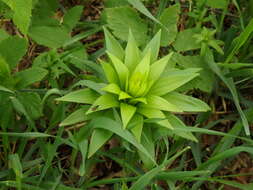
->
<box><xmin>57</xmin><ymin>28</ymin><xmax>210</xmax><ymax>158</ymax></box>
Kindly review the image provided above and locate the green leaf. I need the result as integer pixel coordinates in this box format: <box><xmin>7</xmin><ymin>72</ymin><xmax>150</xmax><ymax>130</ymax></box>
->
<box><xmin>0</xmin><ymin>56</ymin><xmax>11</xmax><ymax>79</ymax></box>
<box><xmin>107</xmin><ymin>52</ymin><xmax>129</xmax><ymax>89</ymax></box>
<box><xmin>60</xmin><ymin>107</ymin><xmax>89</xmax><ymax>127</ymax></box>
<box><xmin>101</xmin><ymin>61</ymin><xmax>120</xmax><ymax>84</ymax></box>
<box><xmin>56</xmin><ymin>89</ymin><xmax>99</xmax><ymax>104</ymax></box>
<box><xmin>0</xmin><ymin>36</ymin><xmax>28</xmax><ymax>69</ymax></box>
<box><xmin>63</xmin><ymin>5</ymin><xmax>83</xmax><ymax>32</ymax></box>
<box><xmin>142</xmin><ymin>30</ymin><xmax>161</xmax><ymax>63</ymax></box>
<box><xmin>127</xmin><ymin>0</ymin><xmax>162</xmax><ymax>26</ymax></box>
<box><xmin>10</xmin><ymin>96</ymin><xmax>35</xmax><ymax>129</ymax></box>
<box><xmin>163</xmin><ymin>92</ymin><xmax>210</xmax><ymax>112</ymax></box>
<box><xmin>129</xmin><ymin>97</ymin><xmax>147</xmax><ymax>104</ymax></box>
<box><xmin>138</xmin><ymin>128</ymin><xmax>156</xmax><ymax>169</ymax></box>
<box><xmin>88</xmin><ymin>129</ymin><xmax>113</xmax><ymax>158</ymax></box>
<box><xmin>137</xmin><ymin>107</ymin><xmax>173</xmax><ymax>129</ymax></box>
<box><xmin>12</xmin><ymin>0</ymin><xmax>33</xmax><ymax>35</ymax></box>
<box><xmin>29</xmin><ymin>26</ymin><xmax>71</xmax><ymax>48</ymax></box>
<box><xmin>128</xmin><ymin>50</ymin><xmax>151</xmax><ymax>96</ymax></box>
<box><xmin>106</xmin><ymin>6</ymin><xmax>148</xmax><ymax>45</ymax></box>
<box><xmin>14</xmin><ymin>67</ymin><xmax>48</xmax><ymax>88</ymax></box>
<box><xmin>103</xmin><ymin>27</ymin><xmax>125</xmax><ymax>60</ymax></box>
<box><xmin>120</xmin><ymin>103</ymin><xmax>136</xmax><ymax>129</ymax></box>
<box><xmin>17</xmin><ymin>92</ymin><xmax>43</xmax><ymax>119</ymax></box>
<box><xmin>0</xmin><ymin>85</ymin><xmax>14</xmax><ymax>94</ymax></box>
<box><xmin>87</xmin><ymin>94</ymin><xmax>119</xmax><ymax>114</ymax></box>
<box><xmin>72</xmin><ymin>80</ymin><xmax>106</xmax><ymax>95</ymax></box>
<box><xmin>119</xmin><ymin>91</ymin><xmax>132</xmax><ymax>100</ymax></box>
<box><xmin>125</xmin><ymin>30</ymin><xmax>141</xmax><ymax>72</ymax></box>
<box><xmin>78</xmin><ymin>139</ymin><xmax>88</xmax><ymax>176</ymax></box>
<box><xmin>167</xmin><ymin>114</ymin><xmax>198</xmax><ymax>142</ymax></box>
<box><xmin>149</xmin><ymin>53</ymin><xmax>173</xmax><ymax>83</ymax></box>
<box><xmin>150</xmin><ymin>69</ymin><xmax>199</xmax><ymax>96</ymax></box>
<box><xmin>102</xmin><ymin>83</ymin><xmax>121</xmax><ymax>94</ymax></box>
<box><xmin>141</xmin><ymin>95</ymin><xmax>182</xmax><ymax>112</ymax></box>
<box><xmin>173</xmin><ymin>54</ymin><xmax>215</xmax><ymax>93</ymax></box>
<box><xmin>130</xmin><ymin>114</ymin><xmax>143</xmax><ymax>142</ymax></box>
<box><xmin>0</xmin><ymin>28</ymin><xmax>9</xmax><ymax>41</ymax></box>
<box><xmin>91</xmin><ymin>117</ymin><xmax>156</xmax><ymax>164</ymax></box>
<box><xmin>159</xmin><ymin>4</ymin><xmax>180</xmax><ymax>46</ymax></box>
<box><xmin>174</xmin><ymin>28</ymin><xmax>201</xmax><ymax>52</ymax></box>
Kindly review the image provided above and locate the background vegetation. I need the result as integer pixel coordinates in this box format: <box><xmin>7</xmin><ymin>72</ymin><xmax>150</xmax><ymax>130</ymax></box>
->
<box><xmin>0</xmin><ymin>0</ymin><xmax>253</xmax><ymax>189</ymax></box>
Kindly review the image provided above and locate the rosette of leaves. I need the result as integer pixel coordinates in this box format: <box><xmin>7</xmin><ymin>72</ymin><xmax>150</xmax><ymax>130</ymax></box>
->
<box><xmin>57</xmin><ymin>28</ymin><xmax>210</xmax><ymax>158</ymax></box>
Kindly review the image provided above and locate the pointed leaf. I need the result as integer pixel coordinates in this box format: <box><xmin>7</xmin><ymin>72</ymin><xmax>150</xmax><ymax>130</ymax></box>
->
<box><xmin>56</xmin><ymin>89</ymin><xmax>99</xmax><ymax>104</ymax></box>
<box><xmin>167</xmin><ymin>114</ymin><xmax>198</xmax><ymax>142</ymax></box>
<box><xmin>120</xmin><ymin>103</ymin><xmax>136</xmax><ymax>129</ymax></box>
<box><xmin>129</xmin><ymin>97</ymin><xmax>147</xmax><ymax>104</ymax></box>
<box><xmin>159</xmin><ymin>4</ymin><xmax>180</xmax><ymax>46</ymax></box>
<box><xmin>72</xmin><ymin>80</ymin><xmax>106</xmax><ymax>95</ymax></box>
<box><xmin>142</xmin><ymin>30</ymin><xmax>161</xmax><ymax>63</ymax></box>
<box><xmin>128</xmin><ymin>50</ymin><xmax>151</xmax><ymax>96</ymax></box>
<box><xmin>107</xmin><ymin>52</ymin><xmax>129</xmax><ymax>89</ymax></box>
<box><xmin>163</xmin><ymin>92</ymin><xmax>210</xmax><ymax>112</ymax></box>
<box><xmin>140</xmin><ymin>95</ymin><xmax>182</xmax><ymax>112</ymax></box>
<box><xmin>125</xmin><ymin>29</ymin><xmax>140</xmax><ymax>72</ymax></box>
<box><xmin>104</xmin><ymin>27</ymin><xmax>124</xmax><ymax>60</ymax></box>
<box><xmin>102</xmin><ymin>83</ymin><xmax>121</xmax><ymax>94</ymax></box>
<box><xmin>60</xmin><ymin>107</ymin><xmax>89</xmax><ymax>127</ymax></box>
<box><xmin>149</xmin><ymin>52</ymin><xmax>173</xmax><ymax>83</ymax></box>
<box><xmin>87</xmin><ymin>94</ymin><xmax>119</xmax><ymax>114</ymax></box>
<box><xmin>149</xmin><ymin>69</ymin><xmax>200</xmax><ymax>96</ymax></box>
<box><xmin>91</xmin><ymin>117</ymin><xmax>156</xmax><ymax>164</ymax></box>
<box><xmin>0</xmin><ymin>85</ymin><xmax>14</xmax><ymax>94</ymax></box>
<box><xmin>0</xmin><ymin>36</ymin><xmax>28</xmax><ymax>69</ymax></box>
<box><xmin>63</xmin><ymin>5</ymin><xmax>83</xmax><ymax>32</ymax></box>
<box><xmin>101</xmin><ymin>61</ymin><xmax>120</xmax><ymax>84</ymax></box>
<box><xmin>130</xmin><ymin>114</ymin><xmax>143</xmax><ymax>142</ymax></box>
<box><xmin>12</xmin><ymin>0</ymin><xmax>33</xmax><ymax>35</ymax></box>
<box><xmin>88</xmin><ymin>129</ymin><xmax>113</xmax><ymax>158</ymax></box>
<box><xmin>0</xmin><ymin>56</ymin><xmax>11</xmax><ymax>78</ymax></box>
<box><xmin>137</xmin><ymin>107</ymin><xmax>173</xmax><ymax>129</ymax></box>
<box><xmin>14</xmin><ymin>67</ymin><xmax>48</xmax><ymax>88</ymax></box>
<box><xmin>119</xmin><ymin>91</ymin><xmax>132</xmax><ymax>100</ymax></box>
<box><xmin>127</xmin><ymin>0</ymin><xmax>162</xmax><ymax>26</ymax></box>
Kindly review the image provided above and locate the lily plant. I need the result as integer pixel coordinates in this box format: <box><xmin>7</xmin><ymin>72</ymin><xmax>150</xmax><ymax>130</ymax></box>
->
<box><xmin>57</xmin><ymin>28</ymin><xmax>210</xmax><ymax>158</ymax></box>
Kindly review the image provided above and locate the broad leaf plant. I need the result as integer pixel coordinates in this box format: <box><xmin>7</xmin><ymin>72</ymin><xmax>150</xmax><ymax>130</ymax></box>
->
<box><xmin>57</xmin><ymin>28</ymin><xmax>210</xmax><ymax>158</ymax></box>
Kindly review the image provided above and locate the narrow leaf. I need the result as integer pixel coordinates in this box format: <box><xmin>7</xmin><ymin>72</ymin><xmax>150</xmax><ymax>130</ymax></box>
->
<box><xmin>120</xmin><ymin>103</ymin><xmax>136</xmax><ymax>129</ymax></box>
<box><xmin>104</xmin><ymin>27</ymin><xmax>124</xmax><ymax>60</ymax></box>
<box><xmin>56</xmin><ymin>89</ymin><xmax>99</xmax><ymax>104</ymax></box>
<box><xmin>137</xmin><ymin>107</ymin><xmax>173</xmax><ymax>129</ymax></box>
<box><xmin>88</xmin><ymin>129</ymin><xmax>113</xmax><ymax>158</ymax></box>
<box><xmin>107</xmin><ymin>52</ymin><xmax>129</xmax><ymax>89</ymax></box>
<box><xmin>163</xmin><ymin>92</ymin><xmax>210</xmax><ymax>112</ymax></box>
